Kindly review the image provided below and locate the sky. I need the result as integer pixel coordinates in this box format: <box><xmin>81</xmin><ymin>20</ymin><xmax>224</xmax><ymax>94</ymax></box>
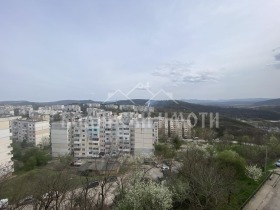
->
<box><xmin>0</xmin><ymin>0</ymin><xmax>280</xmax><ymax>102</ymax></box>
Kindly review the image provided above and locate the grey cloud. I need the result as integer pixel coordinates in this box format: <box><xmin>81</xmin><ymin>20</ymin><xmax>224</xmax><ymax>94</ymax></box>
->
<box><xmin>267</xmin><ymin>48</ymin><xmax>280</xmax><ymax>69</ymax></box>
<box><xmin>152</xmin><ymin>62</ymin><xmax>220</xmax><ymax>84</ymax></box>
<box><xmin>270</xmin><ymin>62</ymin><xmax>280</xmax><ymax>70</ymax></box>
<box><xmin>274</xmin><ymin>53</ymin><xmax>280</xmax><ymax>61</ymax></box>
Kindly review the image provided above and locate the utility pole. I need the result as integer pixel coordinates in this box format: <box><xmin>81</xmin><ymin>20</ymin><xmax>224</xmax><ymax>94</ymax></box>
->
<box><xmin>265</xmin><ymin>145</ymin><xmax>268</xmax><ymax>171</ymax></box>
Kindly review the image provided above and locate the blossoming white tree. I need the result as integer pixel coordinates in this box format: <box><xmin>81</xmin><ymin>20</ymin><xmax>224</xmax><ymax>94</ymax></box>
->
<box><xmin>115</xmin><ymin>171</ymin><xmax>173</xmax><ymax>210</ymax></box>
<box><xmin>245</xmin><ymin>165</ymin><xmax>262</xmax><ymax>181</ymax></box>
<box><xmin>116</xmin><ymin>181</ymin><xmax>172</xmax><ymax>210</ymax></box>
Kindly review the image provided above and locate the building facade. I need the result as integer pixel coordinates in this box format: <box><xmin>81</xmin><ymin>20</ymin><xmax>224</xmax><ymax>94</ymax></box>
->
<box><xmin>0</xmin><ymin>117</ymin><xmax>14</xmax><ymax>177</ymax></box>
<box><xmin>51</xmin><ymin>109</ymin><xmax>158</xmax><ymax>158</ymax></box>
<box><xmin>12</xmin><ymin>119</ymin><xmax>50</xmax><ymax>146</ymax></box>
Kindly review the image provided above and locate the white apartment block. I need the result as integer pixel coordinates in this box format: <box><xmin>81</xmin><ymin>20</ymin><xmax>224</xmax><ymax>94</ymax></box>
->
<box><xmin>0</xmin><ymin>106</ymin><xmax>14</xmax><ymax>116</ymax></box>
<box><xmin>119</xmin><ymin>112</ymin><xmax>142</xmax><ymax>124</ymax></box>
<box><xmin>0</xmin><ymin>117</ymin><xmax>14</xmax><ymax>177</ymax></box>
<box><xmin>119</xmin><ymin>105</ymin><xmax>135</xmax><ymax>111</ymax></box>
<box><xmin>168</xmin><ymin>118</ymin><xmax>191</xmax><ymax>138</ymax></box>
<box><xmin>12</xmin><ymin>119</ymin><xmax>50</xmax><ymax>146</ymax></box>
<box><xmin>105</xmin><ymin>104</ymin><xmax>118</xmax><ymax>110</ymax></box>
<box><xmin>87</xmin><ymin>103</ymin><xmax>101</xmax><ymax>108</ymax></box>
<box><xmin>130</xmin><ymin>118</ymin><xmax>158</xmax><ymax>155</ymax></box>
<box><xmin>37</xmin><ymin>106</ymin><xmax>60</xmax><ymax>115</ymax></box>
<box><xmin>15</xmin><ymin>106</ymin><xmax>33</xmax><ymax>116</ymax></box>
<box><xmin>52</xmin><ymin>105</ymin><xmax>65</xmax><ymax>111</ymax></box>
<box><xmin>154</xmin><ymin>117</ymin><xmax>191</xmax><ymax>139</ymax></box>
<box><xmin>134</xmin><ymin>106</ymin><xmax>155</xmax><ymax>113</ymax></box>
<box><xmin>64</xmin><ymin>105</ymin><xmax>81</xmax><ymax>112</ymax></box>
<box><xmin>51</xmin><ymin>122</ymin><xmax>72</xmax><ymax>157</ymax></box>
<box><xmin>51</xmin><ymin>110</ymin><xmax>158</xmax><ymax>158</ymax></box>
<box><xmin>61</xmin><ymin>112</ymin><xmax>82</xmax><ymax>122</ymax></box>
<box><xmin>87</xmin><ymin>108</ymin><xmax>99</xmax><ymax>116</ymax></box>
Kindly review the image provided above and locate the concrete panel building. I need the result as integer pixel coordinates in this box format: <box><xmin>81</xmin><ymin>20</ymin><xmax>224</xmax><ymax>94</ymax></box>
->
<box><xmin>51</xmin><ymin>122</ymin><xmax>72</xmax><ymax>157</ymax></box>
<box><xmin>12</xmin><ymin>119</ymin><xmax>50</xmax><ymax>146</ymax></box>
<box><xmin>0</xmin><ymin>117</ymin><xmax>14</xmax><ymax>177</ymax></box>
<box><xmin>130</xmin><ymin>118</ymin><xmax>157</xmax><ymax>155</ymax></box>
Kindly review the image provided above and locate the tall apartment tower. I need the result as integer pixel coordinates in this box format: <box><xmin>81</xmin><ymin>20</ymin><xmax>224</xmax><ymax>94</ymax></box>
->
<box><xmin>0</xmin><ymin>117</ymin><xmax>14</xmax><ymax>177</ymax></box>
<box><xmin>12</xmin><ymin>119</ymin><xmax>50</xmax><ymax>146</ymax></box>
<box><xmin>51</xmin><ymin>111</ymin><xmax>159</xmax><ymax>158</ymax></box>
<box><xmin>130</xmin><ymin>118</ymin><xmax>158</xmax><ymax>155</ymax></box>
<box><xmin>51</xmin><ymin>122</ymin><xmax>72</xmax><ymax>157</ymax></box>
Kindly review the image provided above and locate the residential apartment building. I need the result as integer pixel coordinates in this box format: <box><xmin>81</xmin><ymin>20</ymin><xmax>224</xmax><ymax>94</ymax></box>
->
<box><xmin>0</xmin><ymin>117</ymin><xmax>14</xmax><ymax>177</ymax></box>
<box><xmin>105</xmin><ymin>104</ymin><xmax>118</xmax><ymax>110</ymax></box>
<box><xmin>119</xmin><ymin>105</ymin><xmax>135</xmax><ymax>111</ymax></box>
<box><xmin>134</xmin><ymin>105</ymin><xmax>155</xmax><ymax>113</ymax></box>
<box><xmin>51</xmin><ymin>109</ymin><xmax>158</xmax><ymax>158</ymax></box>
<box><xmin>51</xmin><ymin>122</ymin><xmax>72</xmax><ymax>157</ymax></box>
<box><xmin>0</xmin><ymin>105</ymin><xmax>14</xmax><ymax>116</ymax></box>
<box><xmin>64</xmin><ymin>105</ymin><xmax>81</xmax><ymax>112</ymax></box>
<box><xmin>87</xmin><ymin>103</ymin><xmax>101</xmax><ymax>108</ymax></box>
<box><xmin>14</xmin><ymin>105</ymin><xmax>33</xmax><ymax>116</ymax></box>
<box><xmin>154</xmin><ymin>117</ymin><xmax>192</xmax><ymax>139</ymax></box>
<box><xmin>52</xmin><ymin>105</ymin><xmax>65</xmax><ymax>111</ymax></box>
<box><xmin>12</xmin><ymin>119</ymin><xmax>50</xmax><ymax>146</ymax></box>
<box><xmin>130</xmin><ymin>118</ymin><xmax>158</xmax><ymax>155</ymax></box>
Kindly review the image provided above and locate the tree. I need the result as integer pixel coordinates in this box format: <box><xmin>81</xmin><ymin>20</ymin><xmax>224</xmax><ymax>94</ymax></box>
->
<box><xmin>174</xmin><ymin>147</ymin><xmax>230</xmax><ymax>209</ymax></box>
<box><xmin>154</xmin><ymin>144</ymin><xmax>175</xmax><ymax>159</ymax></box>
<box><xmin>172</xmin><ymin>136</ymin><xmax>182</xmax><ymax>151</ymax></box>
<box><xmin>245</xmin><ymin>165</ymin><xmax>262</xmax><ymax>181</ymax></box>
<box><xmin>115</xmin><ymin>171</ymin><xmax>173</xmax><ymax>210</ymax></box>
<box><xmin>24</xmin><ymin>156</ymin><xmax>37</xmax><ymax>171</ymax></box>
<box><xmin>216</xmin><ymin>150</ymin><xmax>246</xmax><ymax>178</ymax></box>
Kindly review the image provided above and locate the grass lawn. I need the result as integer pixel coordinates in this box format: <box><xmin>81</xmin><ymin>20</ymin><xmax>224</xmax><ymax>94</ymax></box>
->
<box><xmin>0</xmin><ymin>167</ymin><xmax>100</xmax><ymax>202</ymax></box>
<box><xmin>220</xmin><ymin>171</ymin><xmax>271</xmax><ymax>210</ymax></box>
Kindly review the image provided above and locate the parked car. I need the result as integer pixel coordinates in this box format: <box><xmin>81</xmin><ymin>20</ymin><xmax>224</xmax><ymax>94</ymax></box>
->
<box><xmin>86</xmin><ymin>181</ymin><xmax>99</xmax><ymax>189</ymax></box>
<box><xmin>275</xmin><ymin>160</ymin><xmax>280</xmax><ymax>167</ymax></box>
<box><xmin>161</xmin><ymin>164</ymin><xmax>170</xmax><ymax>171</ymax></box>
<box><xmin>73</xmin><ymin>160</ymin><xmax>83</xmax><ymax>166</ymax></box>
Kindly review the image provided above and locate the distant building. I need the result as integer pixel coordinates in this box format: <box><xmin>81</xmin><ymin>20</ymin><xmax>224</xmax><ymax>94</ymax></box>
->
<box><xmin>0</xmin><ymin>106</ymin><xmax>14</xmax><ymax>116</ymax></box>
<box><xmin>64</xmin><ymin>105</ymin><xmax>81</xmax><ymax>112</ymax></box>
<box><xmin>14</xmin><ymin>106</ymin><xmax>33</xmax><ymax>116</ymax></box>
<box><xmin>52</xmin><ymin>105</ymin><xmax>65</xmax><ymax>111</ymax></box>
<box><xmin>119</xmin><ymin>105</ymin><xmax>135</xmax><ymax>111</ymax></box>
<box><xmin>105</xmin><ymin>104</ymin><xmax>118</xmax><ymax>110</ymax></box>
<box><xmin>134</xmin><ymin>105</ymin><xmax>154</xmax><ymax>112</ymax></box>
<box><xmin>87</xmin><ymin>103</ymin><xmax>101</xmax><ymax>108</ymax></box>
<box><xmin>154</xmin><ymin>117</ymin><xmax>191</xmax><ymax>139</ymax></box>
<box><xmin>0</xmin><ymin>117</ymin><xmax>15</xmax><ymax>177</ymax></box>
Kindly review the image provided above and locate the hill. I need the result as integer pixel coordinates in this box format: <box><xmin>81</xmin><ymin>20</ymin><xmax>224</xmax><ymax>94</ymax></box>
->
<box><xmin>0</xmin><ymin>100</ymin><xmax>101</xmax><ymax>106</ymax></box>
<box><xmin>1</xmin><ymin>99</ymin><xmax>280</xmax><ymax>120</ymax></box>
<box><xmin>182</xmin><ymin>98</ymin><xmax>270</xmax><ymax>107</ymax></box>
<box><xmin>153</xmin><ymin>100</ymin><xmax>280</xmax><ymax>120</ymax></box>
<box><xmin>253</xmin><ymin>98</ymin><xmax>280</xmax><ymax>106</ymax></box>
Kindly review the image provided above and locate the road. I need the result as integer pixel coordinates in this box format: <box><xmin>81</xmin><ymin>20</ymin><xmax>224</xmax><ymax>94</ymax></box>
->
<box><xmin>243</xmin><ymin>169</ymin><xmax>280</xmax><ymax>210</ymax></box>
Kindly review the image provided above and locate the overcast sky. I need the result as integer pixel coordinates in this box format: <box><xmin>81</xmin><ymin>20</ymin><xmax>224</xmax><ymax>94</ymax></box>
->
<box><xmin>1</xmin><ymin>0</ymin><xmax>280</xmax><ymax>102</ymax></box>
